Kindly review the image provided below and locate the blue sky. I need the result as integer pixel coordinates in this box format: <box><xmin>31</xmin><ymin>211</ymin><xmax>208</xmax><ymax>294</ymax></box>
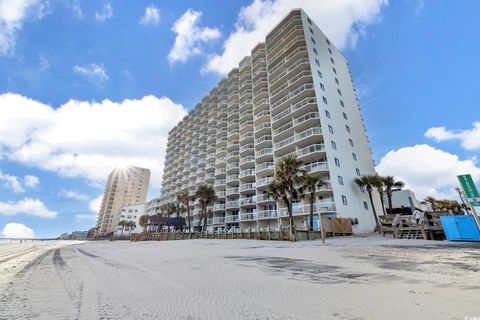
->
<box><xmin>0</xmin><ymin>0</ymin><xmax>479</xmax><ymax>238</ymax></box>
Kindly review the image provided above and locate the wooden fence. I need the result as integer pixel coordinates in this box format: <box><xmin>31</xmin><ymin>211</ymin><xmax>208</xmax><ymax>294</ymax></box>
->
<box><xmin>114</xmin><ymin>217</ymin><xmax>353</xmax><ymax>242</ymax></box>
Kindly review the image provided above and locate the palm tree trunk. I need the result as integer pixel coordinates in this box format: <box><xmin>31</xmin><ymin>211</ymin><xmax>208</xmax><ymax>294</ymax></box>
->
<box><xmin>287</xmin><ymin>200</ymin><xmax>295</xmax><ymax>242</ymax></box>
<box><xmin>379</xmin><ymin>193</ymin><xmax>386</xmax><ymax>216</ymax></box>
<box><xmin>186</xmin><ymin>203</ymin><xmax>191</xmax><ymax>232</ymax></box>
<box><xmin>202</xmin><ymin>204</ymin><xmax>207</xmax><ymax>232</ymax></box>
<box><xmin>368</xmin><ymin>191</ymin><xmax>381</xmax><ymax>233</ymax></box>
<box><xmin>309</xmin><ymin>193</ymin><xmax>314</xmax><ymax>231</ymax></box>
<box><xmin>387</xmin><ymin>190</ymin><xmax>393</xmax><ymax>214</ymax></box>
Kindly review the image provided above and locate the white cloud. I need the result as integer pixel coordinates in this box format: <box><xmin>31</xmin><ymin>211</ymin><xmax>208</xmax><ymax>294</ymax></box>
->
<box><xmin>376</xmin><ymin>144</ymin><xmax>480</xmax><ymax>200</ymax></box>
<box><xmin>1</xmin><ymin>222</ymin><xmax>35</xmax><ymax>238</ymax></box>
<box><xmin>0</xmin><ymin>171</ymin><xmax>39</xmax><ymax>192</ymax></box>
<box><xmin>35</xmin><ymin>0</ymin><xmax>51</xmax><ymax>19</ymax></box>
<box><xmin>94</xmin><ymin>2</ymin><xmax>113</xmax><ymax>22</ymax></box>
<box><xmin>24</xmin><ymin>174</ymin><xmax>40</xmax><ymax>187</ymax></box>
<box><xmin>74</xmin><ymin>213</ymin><xmax>96</xmax><ymax>222</ymax></box>
<box><xmin>0</xmin><ymin>171</ymin><xmax>24</xmax><ymax>192</ymax></box>
<box><xmin>168</xmin><ymin>9</ymin><xmax>220</xmax><ymax>63</ymax></box>
<box><xmin>60</xmin><ymin>189</ymin><xmax>88</xmax><ymax>201</ymax></box>
<box><xmin>0</xmin><ymin>197</ymin><xmax>57</xmax><ymax>218</ymax></box>
<box><xmin>70</xmin><ymin>0</ymin><xmax>83</xmax><ymax>19</ymax></box>
<box><xmin>73</xmin><ymin>63</ymin><xmax>109</xmax><ymax>84</ymax></box>
<box><xmin>140</xmin><ymin>5</ymin><xmax>160</xmax><ymax>26</ymax></box>
<box><xmin>89</xmin><ymin>195</ymin><xmax>103</xmax><ymax>212</ymax></box>
<box><xmin>425</xmin><ymin>122</ymin><xmax>480</xmax><ymax>150</ymax></box>
<box><xmin>0</xmin><ymin>0</ymin><xmax>44</xmax><ymax>56</ymax></box>
<box><xmin>202</xmin><ymin>0</ymin><xmax>387</xmax><ymax>75</ymax></box>
<box><xmin>0</xmin><ymin>93</ymin><xmax>187</xmax><ymax>190</ymax></box>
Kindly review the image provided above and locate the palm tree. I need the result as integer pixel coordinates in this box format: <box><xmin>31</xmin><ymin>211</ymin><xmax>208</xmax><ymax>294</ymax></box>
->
<box><xmin>127</xmin><ymin>221</ymin><xmax>136</xmax><ymax>234</ymax></box>
<box><xmin>300</xmin><ymin>174</ymin><xmax>327</xmax><ymax>231</ymax></box>
<box><xmin>177</xmin><ymin>190</ymin><xmax>195</xmax><ymax>232</ymax></box>
<box><xmin>354</xmin><ymin>175</ymin><xmax>381</xmax><ymax>233</ymax></box>
<box><xmin>117</xmin><ymin>220</ymin><xmax>126</xmax><ymax>235</ymax></box>
<box><xmin>382</xmin><ymin>176</ymin><xmax>405</xmax><ymax>213</ymax></box>
<box><xmin>139</xmin><ymin>214</ymin><xmax>149</xmax><ymax>231</ymax></box>
<box><xmin>195</xmin><ymin>184</ymin><xmax>217</xmax><ymax>232</ymax></box>
<box><xmin>423</xmin><ymin>196</ymin><xmax>438</xmax><ymax>211</ymax></box>
<box><xmin>268</xmin><ymin>155</ymin><xmax>305</xmax><ymax>241</ymax></box>
<box><xmin>373</xmin><ymin>176</ymin><xmax>386</xmax><ymax>216</ymax></box>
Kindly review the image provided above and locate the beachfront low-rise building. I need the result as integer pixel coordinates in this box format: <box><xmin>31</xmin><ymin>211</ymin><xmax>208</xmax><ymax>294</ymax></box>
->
<box><xmin>160</xmin><ymin>9</ymin><xmax>381</xmax><ymax>233</ymax></box>
<box><xmin>95</xmin><ymin>166</ymin><xmax>150</xmax><ymax>236</ymax></box>
<box><xmin>115</xmin><ymin>203</ymin><xmax>146</xmax><ymax>235</ymax></box>
<box><xmin>384</xmin><ymin>189</ymin><xmax>431</xmax><ymax>213</ymax></box>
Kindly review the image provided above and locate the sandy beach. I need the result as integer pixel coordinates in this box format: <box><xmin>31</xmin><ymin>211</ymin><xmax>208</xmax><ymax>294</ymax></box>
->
<box><xmin>0</xmin><ymin>236</ymin><xmax>479</xmax><ymax>320</ymax></box>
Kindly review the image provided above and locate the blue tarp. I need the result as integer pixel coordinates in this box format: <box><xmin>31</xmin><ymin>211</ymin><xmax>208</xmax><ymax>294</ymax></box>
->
<box><xmin>440</xmin><ymin>215</ymin><xmax>480</xmax><ymax>241</ymax></box>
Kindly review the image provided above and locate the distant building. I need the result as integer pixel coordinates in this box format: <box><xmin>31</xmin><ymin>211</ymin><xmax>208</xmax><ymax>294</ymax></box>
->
<box><xmin>383</xmin><ymin>189</ymin><xmax>431</xmax><ymax>214</ymax></box>
<box><xmin>116</xmin><ymin>203</ymin><xmax>146</xmax><ymax>235</ymax></box>
<box><xmin>145</xmin><ymin>197</ymin><xmax>162</xmax><ymax>216</ymax></box>
<box><xmin>95</xmin><ymin>166</ymin><xmax>150</xmax><ymax>235</ymax></box>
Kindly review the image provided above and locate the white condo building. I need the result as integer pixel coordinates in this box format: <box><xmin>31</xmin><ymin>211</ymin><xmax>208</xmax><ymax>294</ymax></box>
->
<box><xmin>160</xmin><ymin>9</ymin><xmax>379</xmax><ymax>233</ymax></box>
<box><xmin>96</xmin><ymin>166</ymin><xmax>151</xmax><ymax>235</ymax></box>
<box><xmin>115</xmin><ymin>203</ymin><xmax>146</xmax><ymax>235</ymax></box>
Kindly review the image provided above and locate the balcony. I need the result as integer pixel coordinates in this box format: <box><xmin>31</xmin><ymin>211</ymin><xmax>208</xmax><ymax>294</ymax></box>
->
<box><xmin>240</xmin><ymin>213</ymin><xmax>257</xmax><ymax>221</ymax></box>
<box><xmin>213</xmin><ymin>204</ymin><xmax>226</xmax><ymax>211</ymax></box>
<box><xmin>240</xmin><ymin>156</ymin><xmax>255</xmax><ymax>165</ymax></box>
<box><xmin>272</xmin><ymin>97</ymin><xmax>317</xmax><ymax>124</ymax></box>
<box><xmin>302</xmin><ymin>161</ymin><xmax>329</xmax><ymax>174</ymax></box>
<box><xmin>226</xmin><ymin>200</ymin><xmax>240</xmax><ymax>209</ymax></box>
<box><xmin>226</xmin><ymin>187</ymin><xmax>239</xmax><ymax>196</ymax></box>
<box><xmin>271</xmin><ymin>83</ymin><xmax>315</xmax><ymax>111</ymax></box>
<box><xmin>214</xmin><ymin>179</ymin><xmax>226</xmax><ymax>187</ymax></box>
<box><xmin>226</xmin><ymin>174</ymin><xmax>240</xmax><ymax>183</ymax></box>
<box><xmin>240</xmin><ymin>132</ymin><xmax>254</xmax><ymax>142</ymax></box>
<box><xmin>257</xmin><ymin>210</ymin><xmax>278</xmax><ymax>219</ymax></box>
<box><xmin>240</xmin><ymin>197</ymin><xmax>256</xmax><ymax>206</ymax></box>
<box><xmin>255</xmin><ymin>148</ymin><xmax>273</xmax><ymax>160</ymax></box>
<box><xmin>216</xmin><ymin>191</ymin><xmax>226</xmax><ymax>198</ymax></box>
<box><xmin>256</xmin><ymin>176</ymin><xmax>273</xmax><ymax>188</ymax></box>
<box><xmin>240</xmin><ymin>168</ymin><xmax>255</xmax><ymax>178</ymax></box>
<box><xmin>225</xmin><ymin>215</ymin><xmax>240</xmax><ymax>223</ymax></box>
<box><xmin>256</xmin><ymin>161</ymin><xmax>274</xmax><ymax>173</ymax></box>
<box><xmin>273</xmin><ymin>112</ymin><xmax>320</xmax><ymax>138</ymax></box>
<box><xmin>277</xmin><ymin>203</ymin><xmax>336</xmax><ymax>217</ymax></box>
<box><xmin>240</xmin><ymin>182</ymin><xmax>256</xmax><ymax>192</ymax></box>
<box><xmin>213</xmin><ymin>217</ymin><xmax>225</xmax><ymax>224</ymax></box>
<box><xmin>240</xmin><ymin>144</ymin><xmax>254</xmax><ymax>154</ymax></box>
<box><xmin>274</xmin><ymin>127</ymin><xmax>322</xmax><ymax>151</ymax></box>
<box><xmin>256</xmin><ymin>194</ymin><xmax>275</xmax><ymax>203</ymax></box>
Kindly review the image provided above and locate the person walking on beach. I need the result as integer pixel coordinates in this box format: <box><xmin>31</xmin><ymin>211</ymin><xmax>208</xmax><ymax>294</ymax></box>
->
<box><xmin>413</xmin><ymin>208</ymin><xmax>424</xmax><ymax>225</ymax></box>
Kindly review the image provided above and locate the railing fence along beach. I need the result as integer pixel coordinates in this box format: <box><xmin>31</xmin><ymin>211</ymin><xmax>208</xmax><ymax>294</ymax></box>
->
<box><xmin>110</xmin><ymin>217</ymin><xmax>353</xmax><ymax>242</ymax></box>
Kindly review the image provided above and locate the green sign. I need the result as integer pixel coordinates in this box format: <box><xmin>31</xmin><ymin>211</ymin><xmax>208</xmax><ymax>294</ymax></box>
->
<box><xmin>458</xmin><ymin>174</ymin><xmax>480</xmax><ymax>207</ymax></box>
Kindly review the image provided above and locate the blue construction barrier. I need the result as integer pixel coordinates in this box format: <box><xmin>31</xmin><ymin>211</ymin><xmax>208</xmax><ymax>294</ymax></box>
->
<box><xmin>440</xmin><ymin>215</ymin><xmax>480</xmax><ymax>241</ymax></box>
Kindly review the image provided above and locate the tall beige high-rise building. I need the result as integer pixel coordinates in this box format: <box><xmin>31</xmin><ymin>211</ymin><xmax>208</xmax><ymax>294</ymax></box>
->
<box><xmin>160</xmin><ymin>9</ymin><xmax>379</xmax><ymax>233</ymax></box>
<box><xmin>96</xmin><ymin>166</ymin><xmax>150</xmax><ymax>235</ymax></box>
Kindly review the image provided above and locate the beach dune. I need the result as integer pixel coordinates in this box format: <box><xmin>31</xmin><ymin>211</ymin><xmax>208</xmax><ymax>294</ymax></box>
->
<box><xmin>0</xmin><ymin>236</ymin><xmax>479</xmax><ymax>319</ymax></box>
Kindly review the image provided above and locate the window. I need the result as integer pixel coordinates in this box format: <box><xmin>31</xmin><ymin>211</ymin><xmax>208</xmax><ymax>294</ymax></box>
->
<box><xmin>331</xmin><ymin>141</ymin><xmax>337</xmax><ymax>150</ymax></box>
<box><xmin>308</xmin><ymin>17</ymin><xmax>312</xmax><ymax>24</ymax></box>
<box><xmin>349</xmin><ymin>139</ymin><xmax>354</xmax><ymax>147</ymax></box>
<box><xmin>328</xmin><ymin>125</ymin><xmax>334</xmax><ymax>134</ymax></box>
<box><xmin>352</xmin><ymin>153</ymin><xmax>357</xmax><ymax>161</ymax></box>
<box><xmin>360</xmin><ymin>185</ymin><xmax>365</xmax><ymax>193</ymax></box>
<box><xmin>346</xmin><ymin>125</ymin><xmax>351</xmax><ymax>133</ymax></box>
<box><xmin>326</xmin><ymin>38</ymin><xmax>330</xmax><ymax>45</ymax></box>
<box><xmin>332</xmin><ymin>67</ymin><xmax>337</xmax><ymax>74</ymax></box>
<box><xmin>313</xmin><ymin>48</ymin><xmax>318</xmax><ymax>55</ymax></box>
<box><xmin>317</xmin><ymin>70</ymin><xmax>323</xmax><ymax>78</ymax></box>
<box><xmin>325</xmin><ymin>110</ymin><xmax>331</xmax><ymax>118</ymax></box>
<box><xmin>328</xmin><ymin>48</ymin><xmax>332</xmax><ymax>54</ymax></box>
<box><xmin>309</xmin><ymin>27</ymin><xmax>314</xmax><ymax>34</ymax></box>
<box><xmin>338</xmin><ymin>176</ymin><xmax>344</xmax><ymax>185</ymax></box>
<box><xmin>343</xmin><ymin>112</ymin><xmax>348</xmax><ymax>120</ymax></box>
<box><xmin>356</xmin><ymin>168</ymin><xmax>361</xmax><ymax>176</ymax></box>
<box><xmin>335</xmin><ymin>158</ymin><xmax>340</xmax><ymax>167</ymax></box>
<box><xmin>315</xmin><ymin>59</ymin><xmax>320</xmax><ymax>66</ymax></box>
<box><xmin>363</xmin><ymin>201</ymin><xmax>368</xmax><ymax>210</ymax></box>
<box><xmin>340</xmin><ymin>100</ymin><xmax>344</xmax><ymax>107</ymax></box>
<box><xmin>337</xmin><ymin>89</ymin><xmax>342</xmax><ymax>96</ymax></box>
<box><xmin>335</xmin><ymin>78</ymin><xmax>339</xmax><ymax>85</ymax></box>
<box><xmin>311</xmin><ymin>37</ymin><xmax>316</xmax><ymax>44</ymax></box>
<box><xmin>322</xmin><ymin>96</ymin><xmax>328</xmax><ymax>104</ymax></box>
<box><xmin>330</xmin><ymin>57</ymin><xmax>335</xmax><ymax>64</ymax></box>
<box><xmin>320</xmin><ymin>83</ymin><xmax>325</xmax><ymax>91</ymax></box>
<box><xmin>342</xmin><ymin>195</ymin><xmax>348</xmax><ymax>205</ymax></box>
